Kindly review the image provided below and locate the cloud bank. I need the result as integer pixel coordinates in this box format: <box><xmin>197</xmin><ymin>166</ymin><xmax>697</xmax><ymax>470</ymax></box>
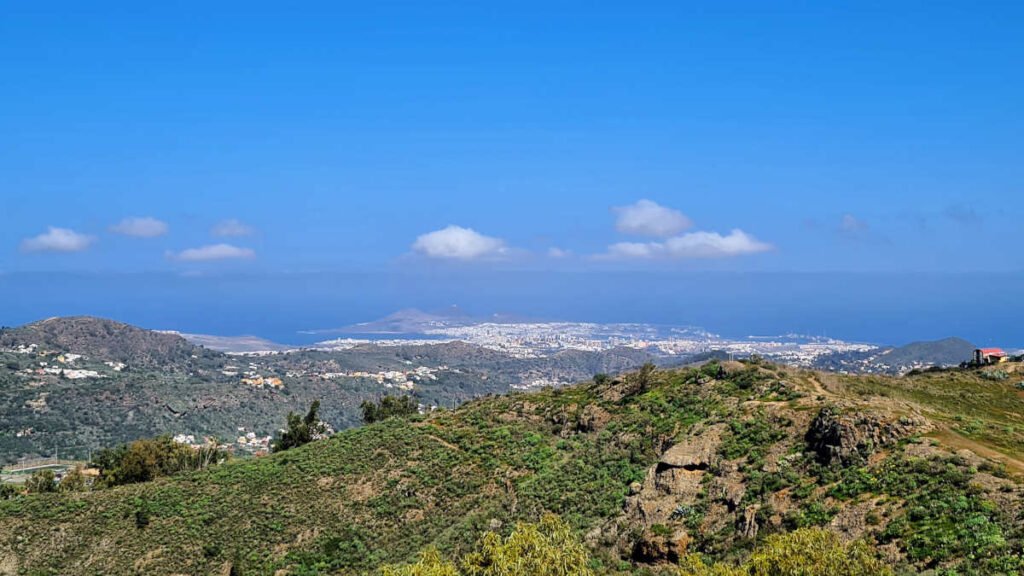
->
<box><xmin>602</xmin><ymin>229</ymin><xmax>773</xmax><ymax>260</ymax></box>
<box><xmin>20</xmin><ymin>227</ymin><xmax>95</xmax><ymax>253</ymax></box>
<box><xmin>169</xmin><ymin>243</ymin><xmax>255</xmax><ymax>262</ymax></box>
<box><xmin>110</xmin><ymin>217</ymin><xmax>169</xmax><ymax>238</ymax></box>
<box><xmin>613</xmin><ymin>199</ymin><xmax>692</xmax><ymax>237</ymax></box>
<box><xmin>412</xmin><ymin>225</ymin><xmax>508</xmax><ymax>260</ymax></box>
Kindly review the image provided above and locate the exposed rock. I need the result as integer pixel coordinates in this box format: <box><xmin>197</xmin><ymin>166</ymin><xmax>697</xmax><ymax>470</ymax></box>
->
<box><xmin>578</xmin><ymin>404</ymin><xmax>613</xmax><ymax>432</ymax></box>
<box><xmin>599</xmin><ymin>378</ymin><xmax>643</xmax><ymax>402</ymax></box>
<box><xmin>631</xmin><ymin>529</ymin><xmax>689</xmax><ymax>564</ymax></box>
<box><xmin>713</xmin><ymin>473</ymin><xmax>747</xmax><ymax>512</ymax></box>
<box><xmin>805</xmin><ymin>406</ymin><xmax>930</xmax><ymax>466</ymax></box>
<box><xmin>740</xmin><ymin>505</ymin><xmax>759</xmax><ymax>539</ymax></box>
<box><xmin>549</xmin><ymin>403</ymin><xmax>614</xmax><ymax>436</ymax></box>
<box><xmin>618</xmin><ymin>425</ymin><xmax>726</xmax><ymax>562</ymax></box>
<box><xmin>829</xmin><ymin>497</ymin><xmax>883</xmax><ymax>541</ymax></box>
<box><xmin>0</xmin><ymin>554</ymin><xmax>18</xmax><ymax>576</ymax></box>
<box><xmin>660</xmin><ymin>425</ymin><xmax>724</xmax><ymax>471</ymax></box>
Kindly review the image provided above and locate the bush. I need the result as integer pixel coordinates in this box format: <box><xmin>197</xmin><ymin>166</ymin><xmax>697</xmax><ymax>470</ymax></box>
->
<box><xmin>679</xmin><ymin>527</ymin><xmax>892</xmax><ymax>576</ymax></box>
<box><xmin>25</xmin><ymin>469</ymin><xmax>57</xmax><ymax>493</ymax></box>
<box><xmin>0</xmin><ymin>482</ymin><xmax>19</xmax><ymax>499</ymax></box>
<box><xmin>380</xmin><ymin>514</ymin><xmax>593</xmax><ymax>576</ymax></box>
<box><xmin>92</xmin><ymin>436</ymin><xmax>227</xmax><ymax>486</ymax></box>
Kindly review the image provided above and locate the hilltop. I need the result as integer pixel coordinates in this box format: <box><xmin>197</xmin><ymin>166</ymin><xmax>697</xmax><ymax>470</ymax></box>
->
<box><xmin>814</xmin><ymin>336</ymin><xmax>980</xmax><ymax>375</ymax></box>
<box><xmin>874</xmin><ymin>336</ymin><xmax>978</xmax><ymax>369</ymax></box>
<box><xmin>0</xmin><ymin>316</ymin><xmax>213</xmax><ymax>368</ymax></box>
<box><xmin>2</xmin><ymin>359</ymin><xmax>1023</xmax><ymax>575</ymax></box>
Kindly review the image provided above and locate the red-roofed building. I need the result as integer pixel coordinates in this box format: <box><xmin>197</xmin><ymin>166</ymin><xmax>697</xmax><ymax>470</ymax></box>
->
<box><xmin>974</xmin><ymin>348</ymin><xmax>1007</xmax><ymax>365</ymax></box>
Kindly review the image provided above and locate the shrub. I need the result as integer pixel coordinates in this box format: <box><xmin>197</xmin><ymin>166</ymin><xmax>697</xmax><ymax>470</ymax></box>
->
<box><xmin>25</xmin><ymin>469</ymin><xmax>57</xmax><ymax>493</ymax></box>
<box><xmin>92</xmin><ymin>436</ymin><xmax>227</xmax><ymax>486</ymax></box>
<box><xmin>0</xmin><ymin>482</ymin><xmax>17</xmax><ymax>499</ymax></box>
<box><xmin>679</xmin><ymin>527</ymin><xmax>893</xmax><ymax>576</ymax></box>
<box><xmin>380</xmin><ymin>514</ymin><xmax>593</xmax><ymax>576</ymax></box>
<box><xmin>982</xmin><ymin>370</ymin><xmax>1009</xmax><ymax>381</ymax></box>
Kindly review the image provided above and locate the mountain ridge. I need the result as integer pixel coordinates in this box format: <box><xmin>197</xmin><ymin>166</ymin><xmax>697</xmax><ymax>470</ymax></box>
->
<box><xmin>0</xmin><ymin>316</ymin><xmax>213</xmax><ymax>367</ymax></box>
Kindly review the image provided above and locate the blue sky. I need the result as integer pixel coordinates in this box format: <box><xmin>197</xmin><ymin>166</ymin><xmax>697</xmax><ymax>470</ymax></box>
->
<box><xmin>2</xmin><ymin>2</ymin><xmax>1023</xmax><ymax>342</ymax></box>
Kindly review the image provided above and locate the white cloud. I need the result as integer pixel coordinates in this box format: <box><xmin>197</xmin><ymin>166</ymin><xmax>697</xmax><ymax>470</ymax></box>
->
<box><xmin>604</xmin><ymin>242</ymin><xmax>662</xmax><ymax>259</ymax></box>
<box><xmin>20</xmin><ymin>227</ymin><xmax>95</xmax><ymax>253</ymax></box>
<box><xmin>599</xmin><ymin>229</ymin><xmax>772</xmax><ymax>260</ymax></box>
<box><xmin>109</xmin><ymin>216</ymin><xmax>168</xmax><ymax>238</ymax></box>
<box><xmin>547</xmin><ymin>247</ymin><xmax>571</xmax><ymax>258</ymax></box>
<box><xmin>839</xmin><ymin>214</ymin><xmax>868</xmax><ymax>234</ymax></box>
<box><xmin>169</xmin><ymin>243</ymin><xmax>255</xmax><ymax>262</ymax></box>
<box><xmin>613</xmin><ymin>199</ymin><xmax>692</xmax><ymax>238</ymax></box>
<box><xmin>663</xmin><ymin>229</ymin><xmax>773</xmax><ymax>258</ymax></box>
<box><xmin>211</xmin><ymin>219</ymin><xmax>254</xmax><ymax>237</ymax></box>
<box><xmin>412</xmin><ymin>225</ymin><xmax>508</xmax><ymax>260</ymax></box>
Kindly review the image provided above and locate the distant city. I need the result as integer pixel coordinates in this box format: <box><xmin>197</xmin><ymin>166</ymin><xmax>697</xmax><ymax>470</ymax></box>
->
<box><xmin>172</xmin><ymin>308</ymin><xmax>1014</xmax><ymax>376</ymax></box>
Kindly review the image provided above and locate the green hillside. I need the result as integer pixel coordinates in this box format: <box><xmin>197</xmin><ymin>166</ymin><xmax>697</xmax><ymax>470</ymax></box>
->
<box><xmin>0</xmin><ymin>317</ymin><xmax>655</xmax><ymax>463</ymax></box>
<box><xmin>2</xmin><ymin>361</ymin><xmax>1024</xmax><ymax>575</ymax></box>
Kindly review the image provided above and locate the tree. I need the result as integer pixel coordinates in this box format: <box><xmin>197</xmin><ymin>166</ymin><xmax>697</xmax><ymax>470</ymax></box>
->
<box><xmin>92</xmin><ymin>436</ymin><xmax>227</xmax><ymax>487</ymax></box>
<box><xmin>272</xmin><ymin>400</ymin><xmax>328</xmax><ymax>452</ymax></box>
<box><xmin>25</xmin><ymin>469</ymin><xmax>57</xmax><ymax>493</ymax></box>
<box><xmin>593</xmin><ymin>373</ymin><xmax>611</xmax><ymax>386</ymax></box>
<box><xmin>59</xmin><ymin>466</ymin><xmax>89</xmax><ymax>492</ymax></box>
<box><xmin>361</xmin><ymin>395</ymin><xmax>419</xmax><ymax>424</ymax></box>
<box><xmin>632</xmin><ymin>361</ymin><xmax>657</xmax><ymax>393</ymax></box>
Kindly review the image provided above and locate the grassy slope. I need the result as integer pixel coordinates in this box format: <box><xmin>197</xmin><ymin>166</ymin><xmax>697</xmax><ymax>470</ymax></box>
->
<box><xmin>2</xmin><ymin>363</ymin><xmax>1024</xmax><ymax>575</ymax></box>
<box><xmin>834</xmin><ymin>363</ymin><xmax>1024</xmax><ymax>470</ymax></box>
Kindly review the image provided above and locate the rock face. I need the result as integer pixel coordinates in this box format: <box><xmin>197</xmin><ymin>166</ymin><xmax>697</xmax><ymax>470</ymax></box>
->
<box><xmin>619</xmin><ymin>424</ymin><xmax>726</xmax><ymax>563</ymax></box>
<box><xmin>805</xmin><ymin>406</ymin><xmax>930</xmax><ymax>465</ymax></box>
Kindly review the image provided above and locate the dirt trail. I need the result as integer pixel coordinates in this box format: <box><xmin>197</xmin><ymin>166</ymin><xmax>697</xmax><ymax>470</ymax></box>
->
<box><xmin>806</xmin><ymin>375</ymin><xmax>830</xmax><ymax>398</ymax></box>
<box><xmin>931</xmin><ymin>427</ymin><xmax>1024</xmax><ymax>478</ymax></box>
<box><xmin>424</xmin><ymin>434</ymin><xmax>462</xmax><ymax>453</ymax></box>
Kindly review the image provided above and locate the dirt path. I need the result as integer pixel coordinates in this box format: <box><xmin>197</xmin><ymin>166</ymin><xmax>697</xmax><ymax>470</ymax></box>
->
<box><xmin>930</xmin><ymin>427</ymin><xmax>1024</xmax><ymax>478</ymax></box>
<box><xmin>805</xmin><ymin>375</ymin><xmax>829</xmax><ymax>398</ymax></box>
<box><xmin>424</xmin><ymin>434</ymin><xmax>463</xmax><ymax>453</ymax></box>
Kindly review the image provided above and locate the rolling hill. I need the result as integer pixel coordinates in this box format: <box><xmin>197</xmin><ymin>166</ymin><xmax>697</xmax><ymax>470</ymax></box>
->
<box><xmin>0</xmin><ymin>316</ymin><xmax>212</xmax><ymax>368</ymax></box>
<box><xmin>0</xmin><ymin>317</ymin><xmax>658</xmax><ymax>464</ymax></box>
<box><xmin>2</xmin><ymin>359</ymin><xmax>1024</xmax><ymax>575</ymax></box>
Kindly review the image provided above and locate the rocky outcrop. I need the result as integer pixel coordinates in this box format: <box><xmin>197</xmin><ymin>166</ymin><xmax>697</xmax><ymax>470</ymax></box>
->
<box><xmin>618</xmin><ymin>424</ymin><xmax>726</xmax><ymax>562</ymax></box>
<box><xmin>805</xmin><ymin>406</ymin><xmax>930</xmax><ymax>466</ymax></box>
<box><xmin>548</xmin><ymin>403</ymin><xmax>614</xmax><ymax>436</ymax></box>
